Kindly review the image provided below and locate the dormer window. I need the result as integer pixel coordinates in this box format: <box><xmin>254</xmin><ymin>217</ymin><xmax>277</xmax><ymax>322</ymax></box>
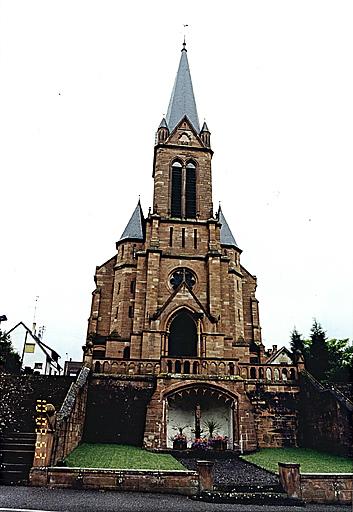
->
<box><xmin>170</xmin><ymin>160</ymin><xmax>197</xmax><ymax>219</ymax></box>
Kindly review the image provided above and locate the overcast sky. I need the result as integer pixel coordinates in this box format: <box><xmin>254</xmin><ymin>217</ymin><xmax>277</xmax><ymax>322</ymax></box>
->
<box><xmin>1</xmin><ymin>1</ymin><xmax>352</xmax><ymax>362</ymax></box>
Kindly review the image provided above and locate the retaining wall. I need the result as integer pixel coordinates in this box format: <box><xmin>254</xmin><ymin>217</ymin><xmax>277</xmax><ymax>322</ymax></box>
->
<box><xmin>30</xmin><ymin>466</ymin><xmax>198</xmax><ymax>495</ymax></box>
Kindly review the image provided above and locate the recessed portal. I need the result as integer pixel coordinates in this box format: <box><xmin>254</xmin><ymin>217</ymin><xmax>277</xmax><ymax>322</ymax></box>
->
<box><xmin>166</xmin><ymin>387</ymin><xmax>236</xmax><ymax>448</ymax></box>
<box><xmin>168</xmin><ymin>309</ymin><xmax>197</xmax><ymax>357</ymax></box>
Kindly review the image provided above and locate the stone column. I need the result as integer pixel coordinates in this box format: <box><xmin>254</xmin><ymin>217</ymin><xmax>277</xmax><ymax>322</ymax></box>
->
<box><xmin>197</xmin><ymin>460</ymin><xmax>214</xmax><ymax>491</ymax></box>
<box><xmin>278</xmin><ymin>462</ymin><xmax>301</xmax><ymax>499</ymax></box>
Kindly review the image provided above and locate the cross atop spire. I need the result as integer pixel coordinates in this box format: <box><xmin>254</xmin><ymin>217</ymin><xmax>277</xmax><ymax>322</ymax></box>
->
<box><xmin>165</xmin><ymin>44</ymin><xmax>200</xmax><ymax>134</ymax></box>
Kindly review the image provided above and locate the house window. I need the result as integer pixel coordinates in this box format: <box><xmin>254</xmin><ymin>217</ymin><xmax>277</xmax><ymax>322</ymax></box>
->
<box><xmin>128</xmin><ymin>305</ymin><xmax>134</xmax><ymax>318</ymax></box>
<box><xmin>193</xmin><ymin>229</ymin><xmax>197</xmax><ymax>249</ymax></box>
<box><xmin>130</xmin><ymin>279</ymin><xmax>136</xmax><ymax>294</ymax></box>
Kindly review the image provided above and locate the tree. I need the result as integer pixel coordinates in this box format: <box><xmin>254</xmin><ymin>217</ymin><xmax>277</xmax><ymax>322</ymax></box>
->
<box><xmin>0</xmin><ymin>330</ymin><xmax>21</xmax><ymax>374</ymax></box>
<box><xmin>306</xmin><ymin>319</ymin><xmax>330</xmax><ymax>382</ymax></box>
<box><xmin>290</xmin><ymin>327</ymin><xmax>306</xmax><ymax>362</ymax></box>
<box><xmin>326</xmin><ymin>338</ymin><xmax>353</xmax><ymax>383</ymax></box>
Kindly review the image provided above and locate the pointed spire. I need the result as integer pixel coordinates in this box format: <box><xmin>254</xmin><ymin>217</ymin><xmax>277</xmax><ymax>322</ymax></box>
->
<box><xmin>201</xmin><ymin>121</ymin><xmax>210</xmax><ymax>132</ymax></box>
<box><xmin>218</xmin><ymin>206</ymin><xmax>238</xmax><ymax>248</ymax></box>
<box><xmin>158</xmin><ymin>117</ymin><xmax>168</xmax><ymax>129</ymax></box>
<box><xmin>119</xmin><ymin>201</ymin><xmax>145</xmax><ymax>242</ymax></box>
<box><xmin>165</xmin><ymin>43</ymin><xmax>200</xmax><ymax>134</ymax></box>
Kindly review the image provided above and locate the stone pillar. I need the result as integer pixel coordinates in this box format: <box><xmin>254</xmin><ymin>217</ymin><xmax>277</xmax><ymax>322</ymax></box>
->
<box><xmin>33</xmin><ymin>406</ymin><xmax>56</xmax><ymax>468</ymax></box>
<box><xmin>197</xmin><ymin>460</ymin><xmax>214</xmax><ymax>491</ymax></box>
<box><xmin>278</xmin><ymin>462</ymin><xmax>301</xmax><ymax>499</ymax></box>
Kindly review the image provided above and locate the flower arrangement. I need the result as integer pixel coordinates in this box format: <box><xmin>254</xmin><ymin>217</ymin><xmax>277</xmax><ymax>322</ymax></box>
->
<box><xmin>191</xmin><ymin>437</ymin><xmax>209</xmax><ymax>450</ymax></box>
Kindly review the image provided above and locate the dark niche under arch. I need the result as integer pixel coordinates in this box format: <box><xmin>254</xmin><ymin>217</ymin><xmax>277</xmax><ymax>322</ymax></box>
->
<box><xmin>168</xmin><ymin>309</ymin><xmax>197</xmax><ymax>357</ymax></box>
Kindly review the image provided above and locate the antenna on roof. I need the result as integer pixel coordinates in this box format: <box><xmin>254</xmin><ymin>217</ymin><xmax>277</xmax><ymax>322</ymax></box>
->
<box><xmin>32</xmin><ymin>296</ymin><xmax>39</xmax><ymax>335</ymax></box>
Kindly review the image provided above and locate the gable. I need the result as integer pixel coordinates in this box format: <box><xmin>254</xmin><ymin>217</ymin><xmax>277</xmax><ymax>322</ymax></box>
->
<box><xmin>166</xmin><ymin>117</ymin><xmax>204</xmax><ymax>149</ymax></box>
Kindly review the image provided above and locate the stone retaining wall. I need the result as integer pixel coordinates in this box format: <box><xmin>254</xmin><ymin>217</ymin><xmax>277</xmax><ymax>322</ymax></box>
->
<box><xmin>29</xmin><ymin>466</ymin><xmax>199</xmax><ymax>495</ymax></box>
<box><xmin>301</xmin><ymin>473</ymin><xmax>353</xmax><ymax>504</ymax></box>
<box><xmin>279</xmin><ymin>463</ymin><xmax>353</xmax><ymax>504</ymax></box>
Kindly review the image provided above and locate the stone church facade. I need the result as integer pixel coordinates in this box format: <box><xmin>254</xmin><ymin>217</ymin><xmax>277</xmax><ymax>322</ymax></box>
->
<box><xmin>84</xmin><ymin>43</ymin><xmax>301</xmax><ymax>452</ymax></box>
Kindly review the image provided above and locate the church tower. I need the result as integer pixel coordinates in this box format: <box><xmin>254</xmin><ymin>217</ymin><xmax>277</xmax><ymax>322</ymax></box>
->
<box><xmin>84</xmin><ymin>43</ymin><xmax>299</xmax><ymax>451</ymax></box>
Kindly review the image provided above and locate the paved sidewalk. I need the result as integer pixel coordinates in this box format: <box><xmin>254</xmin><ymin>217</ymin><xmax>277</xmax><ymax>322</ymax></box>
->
<box><xmin>0</xmin><ymin>486</ymin><xmax>351</xmax><ymax>512</ymax></box>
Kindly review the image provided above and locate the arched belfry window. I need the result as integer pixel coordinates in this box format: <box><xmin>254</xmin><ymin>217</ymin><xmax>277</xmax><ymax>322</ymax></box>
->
<box><xmin>171</xmin><ymin>161</ymin><xmax>182</xmax><ymax>218</ymax></box>
<box><xmin>185</xmin><ymin>161</ymin><xmax>196</xmax><ymax>218</ymax></box>
<box><xmin>168</xmin><ymin>309</ymin><xmax>198</xmax><ymax>357</ymax></box>
<box><xmin>170</xmin><ymin>160</ymin><xmax>197</xmax><ymax>219</ymax></box>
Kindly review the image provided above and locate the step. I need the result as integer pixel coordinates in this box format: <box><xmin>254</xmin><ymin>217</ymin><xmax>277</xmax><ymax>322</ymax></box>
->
<box><xmin>1</xmin><ymin>432</ymin><xmax>36</xmax><ymax>439</ymax></box>
<box><xmin>1</xmin><ymin>462</ymin><xmax>32</xmax><ymax>472</ymax></box>
<box><xmin>195</xmin><ymin>490</ymin><xmax>304</xmax><ymax>506</ymax></box>
<box><xmin>0</xmin><ymin>441</ymin><xmax>36</xmax><ymax>449</ymax></box>
<box><xmin>215</xmin><ymin>484</ymin><xmax>284</xmax><ymax>494</ymax></box>
<box><xmin>0</xmin><ymin>469</ymin><xmax>31</xmax><ymax>485</ymax></box>
<box><xmin>0</xmin><ymin>449</ymin><xmax>35</xmax><ymax>463</ymax></box>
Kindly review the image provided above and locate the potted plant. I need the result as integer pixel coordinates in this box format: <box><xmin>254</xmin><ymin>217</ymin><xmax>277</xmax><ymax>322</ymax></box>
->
<box><xmin>210</xmin><ymin>434</ymin><xmax>228</xmax><ymax>451</ymax></box>
<box><xmin>203</xmin><ymin>419</ymin><xmax>221</xmax><ymax>439</ymax></box>
<box><xmin>172</xmin><ymin>426</ymin><xmax>188</xmax><ymax>449</ymax></box>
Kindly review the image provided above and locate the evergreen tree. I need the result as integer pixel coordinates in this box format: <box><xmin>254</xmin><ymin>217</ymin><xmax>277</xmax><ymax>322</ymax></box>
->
<box><xmin>290</xmin><ymin>327</ymin><xmax>306</xmax><ymax>362</ymax></box>
<box><xmin>326</xmin><ymin>338</ymin><xmax>353</xmax><ymax>383</ymax></box>
<box><xmin>306</xmin><ymin>319</ymin><xmax>330</xmax><ymax>382</ymax></box>
<box><xmin>0</xmin><ymin>330</ymin><xmax>21</xmax><ymax>374</ymax></box>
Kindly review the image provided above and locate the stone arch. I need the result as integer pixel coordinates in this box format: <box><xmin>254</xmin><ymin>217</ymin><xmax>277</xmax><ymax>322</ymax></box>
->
<box><xmin>163</xmin><ymin>382</ymin><xmax>240</xmax><ymax>450</ymax></box>
<box><xmin>167</xmin><ymin>307</ymin><xmax>198</xmax><ymax>357</ymax></box>
<box><xmin>289</xmin><ymin>368</ymin><xmax>296</xmax><ymax>380</ymax></box>
<box><xmin>103</xmin><ymin>361</ymin><xmax>111</xmax><ymax>374</ymax></box>
<box><xmin>111</xmin><ymin>362</ymin><xmax>119</xmax><ymax>374</ymax></box>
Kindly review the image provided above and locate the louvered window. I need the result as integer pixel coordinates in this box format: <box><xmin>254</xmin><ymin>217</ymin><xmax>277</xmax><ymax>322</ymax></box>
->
<box><xmin>171</xmin><ymin>161</ymin><xmax>182</xmax><ymax>218</ymax></box>
<box><xmin>185</xmin><ymin>161</ymin><xmax>196</xmax><ymax>218</ymax></box>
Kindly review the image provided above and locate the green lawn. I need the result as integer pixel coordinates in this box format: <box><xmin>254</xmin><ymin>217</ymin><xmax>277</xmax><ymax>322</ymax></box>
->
<box><xmin>65</xmin><ymin>443</ymin><xmax>184</xmax><ymax>470</ymax></box>
<box><xmin>242</xmin><ymin>448</ymin><xmax>353</xmax><ymax>473</ymax></box>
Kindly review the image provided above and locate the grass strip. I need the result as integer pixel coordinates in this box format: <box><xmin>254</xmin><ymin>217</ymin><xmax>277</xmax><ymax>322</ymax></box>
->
<box><xmin>66</xmin><ymin>443</ymin><xmax>185</xmax><ymax>470</ymax></box>
<box><xmin>242</xmin><ymin>447</ymin><xmax>353</xmax><ymax>473</ymax></box>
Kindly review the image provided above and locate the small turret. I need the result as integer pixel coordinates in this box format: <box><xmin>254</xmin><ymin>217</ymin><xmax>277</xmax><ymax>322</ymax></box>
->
<box><xmin>157</xmin><ymin>117</ymin><xmax>169</xmax><ymax>143</ymax></box>
<box><xmin>200</xmin><ymin>121</ymin><xmax>211</xmax><ymax>147</ymax></box>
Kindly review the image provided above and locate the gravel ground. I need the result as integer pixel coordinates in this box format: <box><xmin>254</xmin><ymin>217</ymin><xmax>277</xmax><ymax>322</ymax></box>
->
<box><xmin>174</xmin><ymin>451</ymin><xmax>280</xmax><ymax>489</ymax></box>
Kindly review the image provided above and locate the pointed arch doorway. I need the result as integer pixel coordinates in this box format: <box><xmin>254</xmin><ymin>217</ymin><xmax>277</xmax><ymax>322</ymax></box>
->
<box><xmin>168</xmin><ymin>309</ymin><xmax>198</xmax><ymax>357</ymax></box>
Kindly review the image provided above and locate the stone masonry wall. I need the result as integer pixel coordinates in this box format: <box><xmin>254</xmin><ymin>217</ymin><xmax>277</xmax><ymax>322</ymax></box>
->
<box><xmin>298</xmin><ymin>373</ymin><xmax>353</xmax><ymax>456</ymax></box>
<box><xmin>0</xmin><ymin>374</ymin><xmax>73</xmax><ymax>434</ymax></box>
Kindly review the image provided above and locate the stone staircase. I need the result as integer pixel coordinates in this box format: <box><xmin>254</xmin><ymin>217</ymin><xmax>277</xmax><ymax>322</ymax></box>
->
<box><xmin>0</xmin><ymin>432</ymin><xmax>36</xmax><ymax>485</ymax></box>
<box><xmin>174</xmin><ymin>451</ymin><xmax>304</xmax><ymax>506</ymax></box>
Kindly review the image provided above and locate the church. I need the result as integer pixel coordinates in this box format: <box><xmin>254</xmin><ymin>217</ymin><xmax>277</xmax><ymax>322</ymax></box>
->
<box><xmin>83</xmin><ymin>42</ymin><xmax>300</xmax><ymax>452</ymax></box>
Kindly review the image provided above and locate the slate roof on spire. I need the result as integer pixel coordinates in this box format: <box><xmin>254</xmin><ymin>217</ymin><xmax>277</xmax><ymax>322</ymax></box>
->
<box><xmin>119</xmin><ymin>201</ymin><xmax>145</xmax><ymax>242</ymax></box>
<box><xmin>165</xmin><ymin>45</ymin><xmax>200</xmax><ymax>134</ymax></box>
<box><xmin>201</xmin><ymin>121</ymin><xmax>210</xmax><ymax>132</ymax></box>
<box><xmin>218</xmin><ymin>207</ymin><xmax>238</xmax><ymax>248</ymax></box>
<box><xmin>158</xmin><ymin>117</ymin><xmax>168</xmax><ymax>129</ymax></box>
